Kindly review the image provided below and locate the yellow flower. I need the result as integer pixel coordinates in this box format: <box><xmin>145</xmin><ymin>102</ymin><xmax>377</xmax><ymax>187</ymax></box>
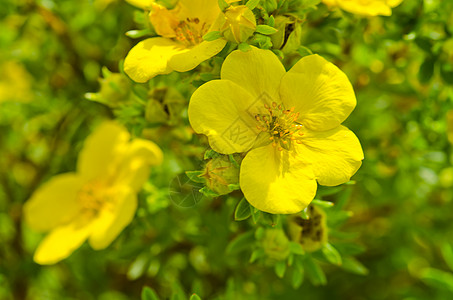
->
<box><xmin>322</xmin><ymin>0</ymin><xmax>403</xmax><ymax>16</ymax></box>
<box><xmin>188</xmin><ymin>47</ymin><xmax>363</xmax><ymax>214</ymax></box>
<box><xmin>24</xmin><ymin>121</ymin><xmax>163</xmax><ymax>264</ymax></box>
<box><xmin>124</xmin><ymin>0</ymin><xmax>227</xmax><ymax>83</ymax></box>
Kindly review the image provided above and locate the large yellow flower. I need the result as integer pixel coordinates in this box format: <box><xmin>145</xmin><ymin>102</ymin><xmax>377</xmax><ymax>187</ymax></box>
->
<box><xmin>188</xmin><ymin>47</ymin><xmax>363</xmax><ymax>214</ymax></box>
<box><xmin>124</xmin><ymin>0</ymin><xmax>227</xmax><ymax>82</ymax></box>
<box><xmin>322</xmin><ymin>0</ymin><xmax>403</xmax><ymax>16</ymax></box>
<box><xmin>24</xmin><ymin>121</ymin><xmax>163</xmax><ymax>264</ymax></box>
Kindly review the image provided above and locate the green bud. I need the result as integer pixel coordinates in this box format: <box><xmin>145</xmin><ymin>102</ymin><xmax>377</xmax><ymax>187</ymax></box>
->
<box><xmin>288</xmin><ymin>205</ymin><xmax>328</xmax><ymax>252</ymax></box>
<box><xmin>261</xmin><ymin>229</ymin><xmax>291</xmax><ymax>261</ymax></box>
<box><xmin>88</xmin><ymin>69</ymin><xmax>131</xmax><ymax>107</ymax></box>
<box><xmin>270</xmin><ymin>15</ymin><xmax>302</xmax><ymax>54</ymax></box>
<box><xmin>200</xmin><ymin>154</ymin><xmax>242</xmax><ymax>196</ymax></box>
<box><xmin>220</xmin><ymin>5</ymin><xmax>257</xmax><ymax>44</ymax></box>
<box><xmin>145</xmin><ymin>87</ymin><xmax>185</xmax><ymax>125</ymax></box>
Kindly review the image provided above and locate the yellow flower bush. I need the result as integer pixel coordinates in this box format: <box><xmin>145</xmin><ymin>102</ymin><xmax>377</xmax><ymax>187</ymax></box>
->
<box><xmin>124</xmin><ymin>0</ymin><xmax>227</xmax><ymax>82</ymax></box>
<box><xmin>188</xmin><ymin>47</ymin><xmax>363</xmax><ymax>214</ymax></box>
<box><xmin>322</xmin><ymin>0</ymin><xmax>403</xmax><ymax>16</ymax></box>
<box><xmin>24</xmin><ymin>121</ymin><xmax>163</xmax><ymax>264</ymax></box>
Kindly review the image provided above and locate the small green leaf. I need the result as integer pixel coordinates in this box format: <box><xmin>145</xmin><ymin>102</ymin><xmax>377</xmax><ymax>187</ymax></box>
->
<box><xmin>262</xmin><ymin>212</ymin><xmax>279</xmax><ymax>226</ymax></box>
<box><xmin>238</xmin><ymin>42</ymin><xmax>252</xmax><ymax>52</ymax></box>
<box><xmin>268</xmin><ymin>15</ymin><xmax>275</xmax><ymax>27</ymax></box>
<box><xmin>203</xmin><ymin>31</ymin><xmax>222</xmax><ymax>41</ymax></box>
<box><xmin>228</xmin><ymin>184</ymin><xmax>240</xmax><ymax>191</ymax></box>
<box><xmin>185</xmin><ymin>171</ymin><xmax>205</xmax><ymax>183</ymax></box>
<box><xmin>418</xmin><ymin>56</ymin><xmax>435</xmax><ymax>84</ymax></box>
<box><xmin>235</xmin><ymin>198</ymin><xmax>252</xmax><ymax>221</ymax></box>
<box><xmin>199</xmin><ymin>187</ymin><xmax>219</xmax><ymax>198</ymax></box>
<box><xmin>218</xmin><ymin>0</ymin><xmax>229</xmax><ymax>11</ymax></box>
<box><xmin>441</xmin><ymin>243</ymin><xmax>453</xmax><ymax>272</ymax></box>
<box><xmin>292</xmin><ymin>262</ymin><xmax>304</xmax><ymax>289</ymax></box>
<box><xmin>300</xmin><ymin>208</ymin><xmax>310</xmax><ymax>220</ymax></box>
<box><xmin>304</xmin><ymin>256</ymin><xmax>327</xmax><ymax>286</ymax></box>
<box><xmin>312</xmin><ymin>199</ymin><xmax>335</xmax><ymax>208</ymax></box>
<box><xmin>189</xmin><ymin>294</ymin><xmax>202</xmax><ymax>300</ymax></box>
<box><xmin>249</xmin><ymin>248</ymin><xmax>265</xmax><ymax>263</ymax></box>
<box><xmin>226</xmin><ymin>231</ymin><xmax>254</xmax><ymax>254</ymax></box>
<box><xmin>420</xmin><ymin>268</ymin><xmax>453</xmax><ymax>292</ymax></box>
<box><xmin>289</xmin><ymin>242</ymin><xmax>305</xmax><ymax>255</ymax></box>
<box><xmin>341</xmin><ymin>257</ymin><xmax>368</xmax><ymax>275</ymax></box>
<box><xmin>126</xmin><ymin>29</ymin><xmax>152</xmax><ymax>38</ymax></box>
<box><xmin>275</xmin><ymin>261</ymin><xmax>287</xmax><ymax>278</ymax></box>
<box><xmin>321</xmin><ymin>243</ymin><xmax>342</xmax><ymax>265</ymax></box>
<box><xmin>141</xmin><ymin>287</ymin><xmax>160</xmax><ymax>300</ymax></box>
<box><xmin>255</xmin><ymin>25</ymin><xmax>278</xmax><ymax>35</ymax></box>
<box><xmin>251</xmin><ymin>206</ymin><xmax>261</xmax><ymax>223</ymax></box>
<box><xmin>246</xmin><ymin>0</ymin><xmax>261</xmax><ymax>10</ymax></box>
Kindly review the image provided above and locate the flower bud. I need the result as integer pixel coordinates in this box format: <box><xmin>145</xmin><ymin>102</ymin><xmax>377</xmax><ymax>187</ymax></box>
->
<box><xmin>288</xmin><ymin>205</ymin><xmax>328</xmax><ymax>252</ymax></box>
<box><xmin>270</xmin><ymin>15</ymin><xmax>302</xmax><ymax>54</ymax></box>
<box><xmin>86</xmin><ymin>69</ymin><xmax>131</xmax><ymax>107</ymax></box>
<box><xmin>220</xmin><ymin>5</ymin><xmax>256</xmax><ymax>44</ymax></box>
<box><xmin>200</xmin><ymin>154</ymin><xmax>241</xmax><ymax>195</ymax></box>
<box><xmin>261</xmin><ymin>229</ymin><xmax>290</xmax><ymax>261</ymax></box>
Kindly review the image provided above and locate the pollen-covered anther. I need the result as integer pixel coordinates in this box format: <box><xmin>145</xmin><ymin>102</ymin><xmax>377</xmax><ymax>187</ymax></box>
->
<box><xmin>175</xmin><ymin>18</ymin><xmax>207</xmax><ymax>46</ymax></box>
<box><xmin>254</xmin><ymin>103</ymin><xmax>303</xmax><ymax>150</ymax></box>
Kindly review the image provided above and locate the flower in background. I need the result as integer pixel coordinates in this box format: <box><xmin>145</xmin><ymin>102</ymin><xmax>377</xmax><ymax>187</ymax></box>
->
<box><xmin>24</xmin><ymin>121</ymin><xmax>163</xmax><ymax>264</ymax></box>
<box><xmin>124</xmin><ymin>0</ymin><xmax>227</xmax><ymax>83</ymax></box>
<box><xmin>188</xmin><ymin>47</ymin><xmax>363</xmax><ymax>214</ymax></box>
<box><xmin>322</xmin><ymin>0</ymin><xmax>403</xmax><ymax>16</ymax></box>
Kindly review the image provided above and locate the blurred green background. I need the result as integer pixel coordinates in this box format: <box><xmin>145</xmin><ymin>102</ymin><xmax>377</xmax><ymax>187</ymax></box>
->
<box><xmin>1</xmin><ymin>0</ymin><xmax>453</xmax><ymax>299</ymax></box>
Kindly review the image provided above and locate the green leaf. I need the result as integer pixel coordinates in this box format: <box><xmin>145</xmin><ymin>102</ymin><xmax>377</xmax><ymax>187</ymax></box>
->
<box><xmin>420</xmin><ymin>268</ymin><xmax>453</xmax><ymax>293</ymax></box>
<box><xmin>185</xmin><ymin>171</ymin><xmax>205</xmax><ymax>183</ymax></box>
<box><xmin>234</xmin><ymin>198</ymin><xmax>252</xmax><ymax>221</ymax></box>
<box><xmin>341</xmin><ymin>257</ymin><xmax>368</xmax><ymax>275</ymax></box>
<box><xmin>441</xmin><ymin>243</ymin><xmax>453</xmax><ymax>272</ymax></box>
<box><xmin>203</xmin><ymin>31</ymin><xmax>222</xmax><ymax>41</ymax></box>
<box><xmin>418</xmin><ymin>56</ymin><xmax>435</xmax><ymax>84</ymax></box>
<box><xmin>312</xmin><ymin>199</ymin><xmax>334</xmax><ymax>208</ymax></box>
<box><xmin>126</xmin><ymin>29</ymin><xmax>152</xmax><ymax>38</ymax></box>
<box><xmin>440</xmin><ymin>62</ymin><xmax>453</xmax><ymax>84</ymax></box>
<box><xmin>246</xmin><ymin>0</ymin><xmax>261</xmax><ymax>10</ymax></box>
<box><xmin>199</xmin><ymin>187</ymin><xmax>219</xmax><ymax>198</ymax></box>
<box><xmin>321</xmin><ymin>243</ymin><xmax>342</xmax><ymax>265</ymax></box>
<box><xmin>226</xmin><ymin>231</ymin><xmax>254</xmax><ymax>254</ymax></box>
<box><xmin>304</xmin><ymin>256</ymin><xmax>327</xmax><ymax>286</ymax></box>
<box><xmin>255</xmin><ymin>25</ymin><xmax>278</xmax><ymax>35</ymax></box>
<box><xmin>297</xmin><ymin>46</ymin><xmax>313</xmax><ymax>57</ymax></box>
<box><xmin>289</xmin><ymin>242</ymin><xmax>305</xmax><ymax>255</ymax></box>
<box><xmin>189</xmin><ymin>294</ymin><xmax>202</xmax><ymax>300</ymax></box>
<box><xmin>268</xmin><ymin>15</ymin><xmax>275</xmax><ymax>27</ymax></box>
<box><xmin>275</xmin><ymin>261</ymin><xmax>286</xmax><ymax>278</ymax></box>
<box><xmin>292</xmin><ymin>260</ymin><xmax>304</xmax><ymax>289</ymax></box>
<box><xmin>228</xmin><ymin>184</ymin><xmax>240</xmax><ymax>191</ymax></box>
<box><xmin>238</xmin><ymin>42</ymin><xmax>252</xmax><ymax>52</ymax></box>
<box><xmin>141</xmin><ymin>287</ymin><xmax>160</xmax><ymax>300</ymax></box>
<box><xmin>251</xmin><ymin>206</ymin><xmax>261</xmax><ymax>223</ymax></box>
<box><xmin>262</xmin><ymin>212</ymin><xmax>279</xmax><ymax>226</ymax></box>
<box><xmin>300</xmin><ymin>208</ymin><xmax>310</xmax><ymax>220</ymax></box>
<box><xmin>249</xmin><ymin>248</ymin><xmax>265</xmax><ymax>263</ymax></box>
<box><xmin>218</xmin><ymin>0</ymin><xmax>229</xmax><ymax>11</ymax></box>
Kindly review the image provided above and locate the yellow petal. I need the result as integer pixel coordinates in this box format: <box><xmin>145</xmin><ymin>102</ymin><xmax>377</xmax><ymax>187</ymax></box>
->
<box><xmin>89</xmin><ymin>187</ymin><xmax>137</xmax><ymax>250</ymax></box>
<box><xmin>221</xmin><ymin>46</ymin><xmax>286</xmax><ymax>102</ymax></box>
<box><xmin>168</xmin><ymin>39</ymin><xmax>227</xmax><ymax>73</ymax></box>
<box><xmin>338</xmin><ymin>0</ymin><xmax>392</xmax><ymax>16</ymax></box>
<box><xmin>188</xmin><ymin>80</ymin><xmax>260</xmax><ymax>154</ymax></box>
<box><xmin>387</xmin><ymin>0</ymin><xmax>403</xmax><ymax>8</ymax></box>
<box><xmin>297</xmin><ymin>125</ymin><xmax>364</xmax><ymax>186</ymax></box>
<box><xmin>114</xmin><ymin>139</ymin><xmax>163</xmax><ymax>191</ymax></box>
<box><xmin>280</xmin><ymin>54</ymin><xmax>356</xmax><ymax>131</ymax></box>
<box><xmin>24</xmin><ymin>173</ymin><xmax>84</xmax><ymax>232</ymax></box>
<box><xmin>33</xmin><ymin>219</ymin><xmax>93</xmax><ymax>265</ymax></box>
<box><xmin>77</xmin><ymin>121</ymin><xmax>130</xmax><ymax>181</ymax></box>
<box><xmin>124</xmin><ymin>38</ymin><xmax>189</xmax><ymax>83</ymax></box>
<box><xmin>149</xmin><ymin>3</ymin><xmax>179</xmax><ymax>37</ymax></box>
<box><xmin>178</xmin><ymin>0</ymin><xmax>221</xmax><ymax>25</ymax></box>
<box><xmin>125</xmin><ymin>0</ymin><xmax>154</xmax><ymax>10</ymax></box>
<box><xmin>240</xmin><ymin>144</ymin><xmax>317</xmax><ymax>214</ymax></box>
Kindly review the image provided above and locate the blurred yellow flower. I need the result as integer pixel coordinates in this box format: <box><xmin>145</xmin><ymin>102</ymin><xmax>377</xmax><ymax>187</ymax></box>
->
<box><xmin>188</xmin><ymin>47</ymin><xmax>363</xmax><ymax>214</ymax></box>
<box><xmin>0</xmin><ymin>61</ymin><xmax>33</xmax><ymax>103</ymax></box>
<box><xmin>322</xmin><ymin>0</ymin><xmax>403</xmax><ymax>16</ymax></box>
<box><xmin>124</xmin><ymin>0</ymin><xmax>227</xmax><ymax>82</ymax></box>
<box><xmin>24</xmin><ymin>121</ymin><xmax>163</xmax><ymax>264</ymax></box>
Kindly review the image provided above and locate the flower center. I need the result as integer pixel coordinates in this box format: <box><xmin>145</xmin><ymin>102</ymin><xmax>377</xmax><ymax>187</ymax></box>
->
<box><xmin>78</xmin><ymin>180</ymin><xmax>113</xmax><ymax>218</ymax></box>
<box><xmin>175</xmin><ymin>18</ymin><xmax>208</xmax><ymax>46</ymax></box>
<box><xmin>255</xmin><ymin>102</ymin><xmax>304</xmax><ymax>151</ymax></box>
